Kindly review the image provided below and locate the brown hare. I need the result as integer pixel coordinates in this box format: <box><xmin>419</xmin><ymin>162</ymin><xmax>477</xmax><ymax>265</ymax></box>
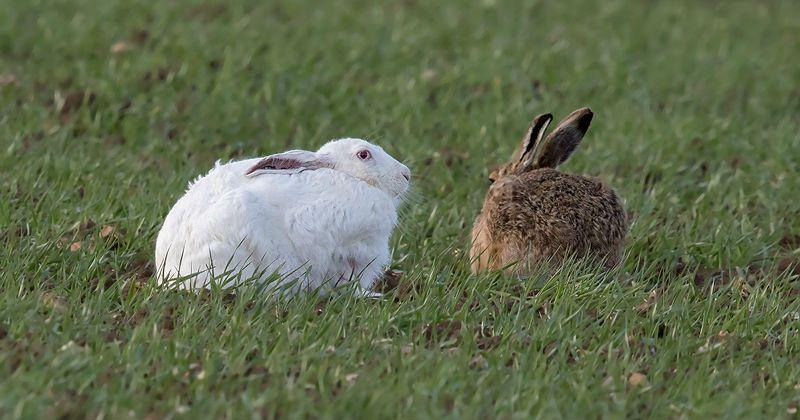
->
<box><xmin>470</xmin><ymin>108</ymin><xmax>627</xmax><ymax>274</ymax></box>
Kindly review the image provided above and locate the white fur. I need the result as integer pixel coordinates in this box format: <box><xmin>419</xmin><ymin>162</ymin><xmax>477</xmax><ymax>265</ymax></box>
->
<box><xmin>154</xmin><ymin>138</ymin><xmax>410</xmax><ymax>295</ymax></box>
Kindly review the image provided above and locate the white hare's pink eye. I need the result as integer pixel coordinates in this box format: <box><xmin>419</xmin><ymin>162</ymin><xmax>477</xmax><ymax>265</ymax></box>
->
<box><xmin>357</xmin><ymin>150</ymin><xmax>371</xmax><ymax>160</ymax></box>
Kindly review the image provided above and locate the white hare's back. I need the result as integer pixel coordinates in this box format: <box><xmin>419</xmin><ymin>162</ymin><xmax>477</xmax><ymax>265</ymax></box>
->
<box><xmin>155</xmin><ymin>159</ymin><xmax>277</xmax><ymax>288</ymax></box>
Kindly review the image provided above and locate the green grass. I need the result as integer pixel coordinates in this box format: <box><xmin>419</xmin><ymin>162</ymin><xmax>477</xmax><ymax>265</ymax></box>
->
<box><xmin>2</xmin><ymin>0</ymin><xmax>800</xmax><ymax>417</ymax></box>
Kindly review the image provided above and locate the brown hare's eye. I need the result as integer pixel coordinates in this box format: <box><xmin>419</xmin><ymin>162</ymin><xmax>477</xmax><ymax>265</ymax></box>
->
<box><xmin>488</xmin><ymin>169</ymin><xmax>500</xmax><ymax>184</ymax></box>
<box><xmin>357</xmin><ymin>150</ymin><xmax>371</xmax><ymax>160</ymax></box>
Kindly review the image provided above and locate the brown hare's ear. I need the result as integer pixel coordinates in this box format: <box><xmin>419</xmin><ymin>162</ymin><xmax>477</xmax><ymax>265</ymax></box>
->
<box><xmin>514</xmin><ymin>113</ymin><xmax>552</xmax><ymax>173</ymax></box>
<box><xmin>533</xmin><ymin>107</ymin><xmax>593</xmax><ymax>169</ymax></box>
<box><xmin>245</xmin><ymin>150</ymin><xmax>334</xmax><ymax>177</ymax></box>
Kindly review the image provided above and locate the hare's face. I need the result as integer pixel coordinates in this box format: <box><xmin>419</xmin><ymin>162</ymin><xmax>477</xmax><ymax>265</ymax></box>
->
<box><xmin>488</xmin><ymin>164</ymin><xmax>514</xmax><ymax>185</ymax></box>
<box><xmin>319</xmin><ymin>138</ymin><xmax>411</xmax><ymax>201</ymax></box>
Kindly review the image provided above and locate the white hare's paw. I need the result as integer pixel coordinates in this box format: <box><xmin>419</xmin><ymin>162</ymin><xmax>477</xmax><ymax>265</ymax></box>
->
<box><xmin>355</xmin><ymin>288</ymin><xmax>383</xmax><ymax>299</ymax></box>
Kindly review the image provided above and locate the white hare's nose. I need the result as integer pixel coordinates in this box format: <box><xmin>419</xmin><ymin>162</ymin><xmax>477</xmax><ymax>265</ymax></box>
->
<box><xmin>401</xmin><ymin>168</ymin><xmax>411</xmax><ymax>181</ymax></box>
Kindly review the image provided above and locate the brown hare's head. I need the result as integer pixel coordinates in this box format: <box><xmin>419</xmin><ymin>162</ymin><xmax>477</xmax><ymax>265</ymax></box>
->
<box><xmin>489</xmin><ymin>108</ymin><xmax>594</xmax><ymax>184</ymax></box>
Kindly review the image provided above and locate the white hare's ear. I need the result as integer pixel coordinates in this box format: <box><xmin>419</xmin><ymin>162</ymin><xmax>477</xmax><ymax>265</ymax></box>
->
<box><xmin>245</xmin><ymin>150</ymin><xmax>334</xmax><ymax>177</ymax></box>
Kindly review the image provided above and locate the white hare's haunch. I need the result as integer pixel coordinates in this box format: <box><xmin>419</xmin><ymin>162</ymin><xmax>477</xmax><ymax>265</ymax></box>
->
<box><xmin>154</xmin><ymin>138</ymin><xmax>410</xmax><ymax>295</ymax></box>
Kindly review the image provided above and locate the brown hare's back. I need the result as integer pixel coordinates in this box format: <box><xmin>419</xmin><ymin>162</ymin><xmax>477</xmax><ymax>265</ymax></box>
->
<box><xmin>478</xmin><ymin>168</ymin><xmax>626</xmax><ymax>271</ymax></box>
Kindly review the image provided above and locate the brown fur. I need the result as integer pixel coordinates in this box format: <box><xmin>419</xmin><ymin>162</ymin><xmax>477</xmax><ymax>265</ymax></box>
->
<box><xmin>470</xmin><ymin>108</ymin><xmax>627</xmax><ymax>274</ymax></box>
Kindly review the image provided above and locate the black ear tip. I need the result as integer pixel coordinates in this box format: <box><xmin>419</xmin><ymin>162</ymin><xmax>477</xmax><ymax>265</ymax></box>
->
<box><xmin>575</xmin><ymin>107</ymin><xmax>593</xmax><ymax>118</ymax></box>
<box><xmin>574</xmin><ymin>108</ymin><xmax>593</xmax><ymax>132</ymax></box>
<box><xmin>531</xmin><ymin>113</ymin><xmax>553</xmax><ymax>128</ymax></box>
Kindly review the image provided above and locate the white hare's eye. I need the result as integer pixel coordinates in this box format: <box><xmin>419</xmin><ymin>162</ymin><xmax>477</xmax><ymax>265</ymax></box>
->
<box><xmin>356</xmin><ymin>150</ymin><xmax>371</xmax><ymax>160</ymax></box>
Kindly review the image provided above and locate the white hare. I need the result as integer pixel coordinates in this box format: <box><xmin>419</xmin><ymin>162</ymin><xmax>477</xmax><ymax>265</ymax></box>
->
<box><xmin>154</xmin><ymin>138</ymin><xmax>411</xmax><ymax>296</ymax></box>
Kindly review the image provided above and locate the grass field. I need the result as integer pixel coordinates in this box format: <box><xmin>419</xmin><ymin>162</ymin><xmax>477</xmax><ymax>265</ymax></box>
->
<box><xmin>2</xmin><ymin>0</ymin><xmax>800</xmax><ymax>417</ymax></box>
